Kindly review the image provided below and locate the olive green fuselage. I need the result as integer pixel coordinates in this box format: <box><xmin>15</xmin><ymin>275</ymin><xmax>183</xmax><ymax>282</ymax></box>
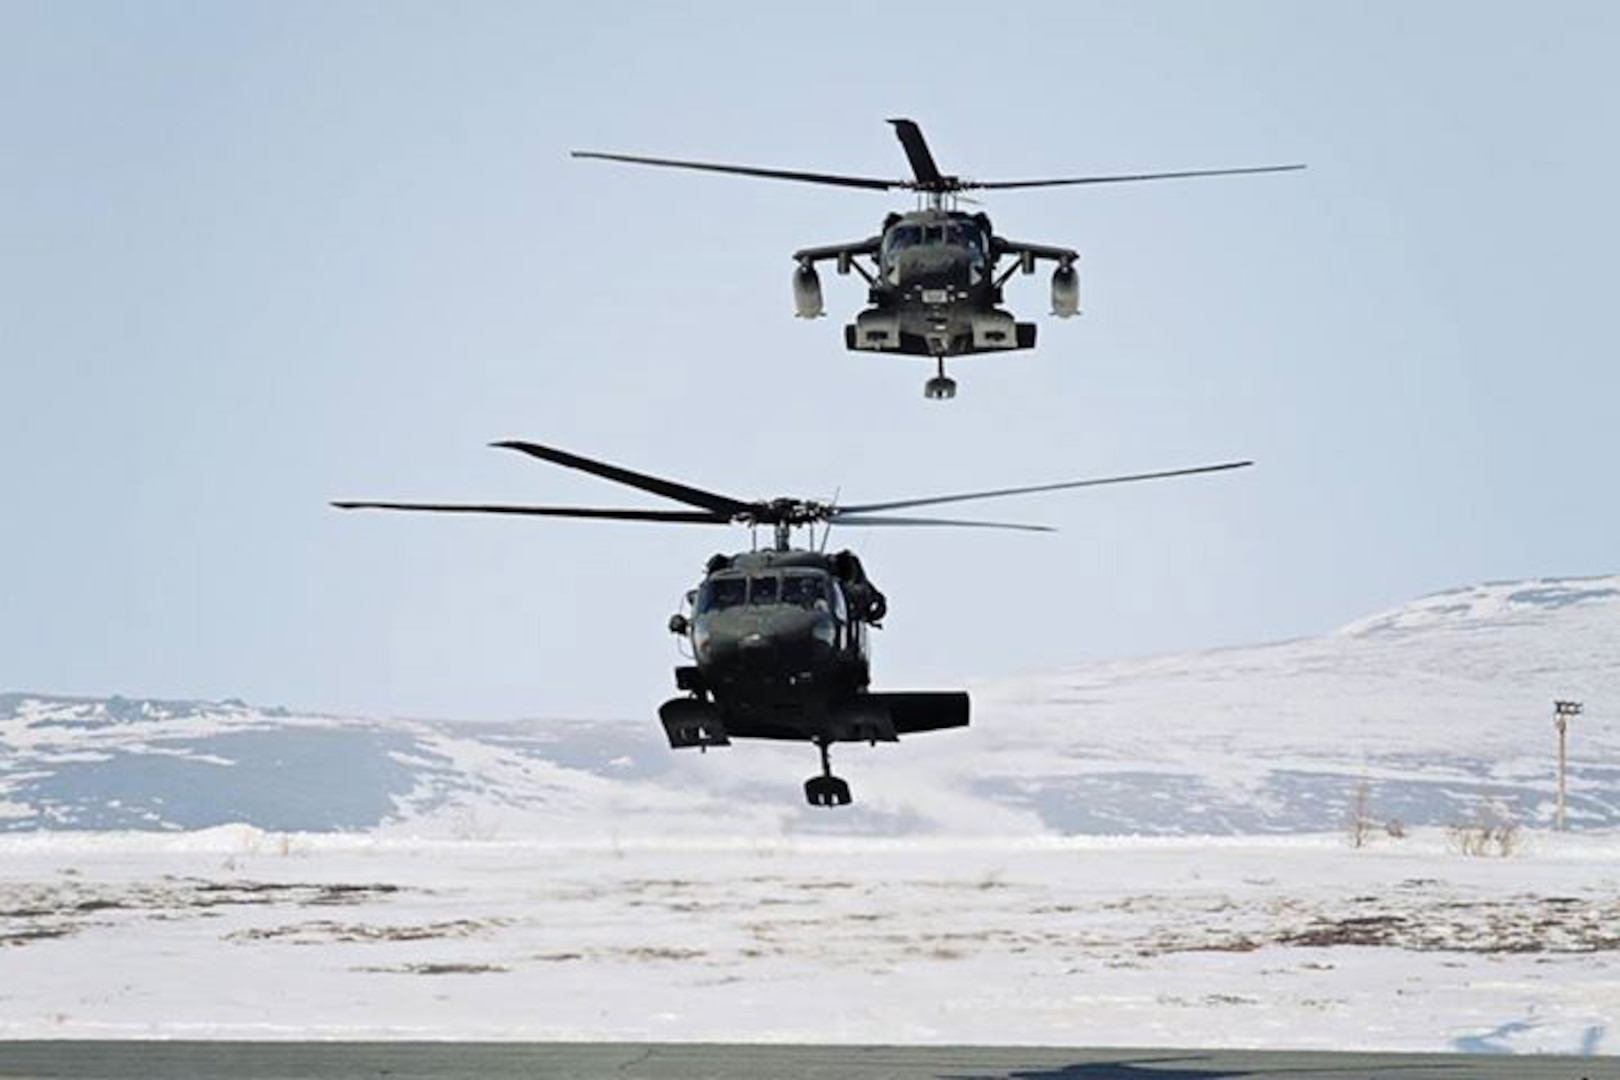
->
<box><xmin>682</xmin><ymin>549</ymin><xmax>872</xmax><ymax>740</ymax></box>
<box><xmin>854</xmin><ymin>210</ymin><xmax>1024</xmax><ymax>359</ymax></box>
<box><xmin>661</xmin><ymin>548</ymin><xmax>966</xmax><ymax>750</ymax></box>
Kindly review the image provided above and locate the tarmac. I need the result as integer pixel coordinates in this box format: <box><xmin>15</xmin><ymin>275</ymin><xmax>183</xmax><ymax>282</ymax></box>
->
<box><xmin>0</xmin><ymin>1042</ymin><xmax>1609</xmax><ymax>1080</ymax></box>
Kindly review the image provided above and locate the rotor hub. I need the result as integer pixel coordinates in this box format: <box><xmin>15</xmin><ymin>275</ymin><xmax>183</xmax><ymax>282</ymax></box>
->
<box><xmin>740</xmin><ymin>498</ymin><xmax>834</xmax><ymax>528</ymax></box>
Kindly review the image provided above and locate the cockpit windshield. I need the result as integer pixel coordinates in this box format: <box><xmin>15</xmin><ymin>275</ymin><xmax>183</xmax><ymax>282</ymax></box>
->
<box><xmin>697</xmin><ymin>576</ymin><xmax>746</xmax><ymax>613</ymax></box>
<box><xmin>780</xmin><ymin>572</ymin><xmax>829</xmax><ymax>609</ymax></box>
<box><xmin>750</xmin><ymin>575</ymin><xmax>780</xmax><ymax>605</ymax></box>
<box><xmin>885</xmin><ymin>225</ymin><xmax>923</xmax><ymax>254</ymax></box>
<box><xmin>700</xmin><ymin>571</ymin><xmax>833</xmax><ymax>611</ymax></box>
<box><xmin>886</xmin><ymin>221</ymin><xmax>981</xmax><ymax>257</ymax></box>
<box><xmin>948</xmin><ymin>222</ymin><xmax>983</xmax><ymax>251</ymax></box>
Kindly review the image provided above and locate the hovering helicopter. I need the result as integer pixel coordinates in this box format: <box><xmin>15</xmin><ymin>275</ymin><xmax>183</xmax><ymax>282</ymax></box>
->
<box><xmin>335</xmin><ymin>441</ymin><xmax>1251</xmax><ymax>806</ymax></box>
<box><xmin>574</xmin><ymin>119</ymin><xmax>1303</xmax><ymax>399</ymax></box>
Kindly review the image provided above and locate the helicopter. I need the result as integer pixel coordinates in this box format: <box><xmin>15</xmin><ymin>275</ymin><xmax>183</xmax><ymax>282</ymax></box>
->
<box><xmin>333</xmin><ymin>440</ymin><xmax>1252</xmax><ymax>807</ymax></box>
<box><xmin>574</xmin><ymin>119</ymin><xmax>1303</xmax><ymax>399</ymax></box>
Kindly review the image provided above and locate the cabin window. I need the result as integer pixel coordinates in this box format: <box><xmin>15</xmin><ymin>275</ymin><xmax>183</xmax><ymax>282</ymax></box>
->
<box><xmin>922</xmin><ymin>225</ymin><xmax>945</xmax><ymax>244</ymax></box>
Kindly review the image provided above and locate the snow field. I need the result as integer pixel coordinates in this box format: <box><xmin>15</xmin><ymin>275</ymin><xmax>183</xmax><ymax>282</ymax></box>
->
<box><xmin>0</xmin><ymin>828</ymin><xmax>1615</xmax><ymax>1052</ymax></box>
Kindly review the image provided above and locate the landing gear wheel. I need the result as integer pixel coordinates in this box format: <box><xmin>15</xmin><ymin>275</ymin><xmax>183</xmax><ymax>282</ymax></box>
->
<box><xmin>925</xmin><ymin>356</ymin><xmax>957</xmax><ymax>400</ymax></box>
<box><xmin>805</xmin><ymin>776</ymin><xmax>852</xmax><ymax>807</ymax></box>
<box><xmin>804</xmin><ymin>738</ymin><xmax>853</xmax><ymax>807</ymax></box>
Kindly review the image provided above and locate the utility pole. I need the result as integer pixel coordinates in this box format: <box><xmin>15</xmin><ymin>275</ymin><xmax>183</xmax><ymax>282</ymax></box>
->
<box><xmin>1553</xmin><ymin>700</ymin><xmax>1583</xmax><ymax>831</ymax></box>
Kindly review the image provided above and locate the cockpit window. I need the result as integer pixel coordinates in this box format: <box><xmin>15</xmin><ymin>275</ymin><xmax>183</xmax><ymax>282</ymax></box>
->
<box><xmin>780</xmin><ymin>573</ymin><xmax>829</xmax><ymax>609</ymax></box>
<box><xmin>948</xmin><ymin>222</ymin><xmax>983</xmax><ymax>250</ymax></box>
<box><xmin>703</xmin><ymin>572</ymin><xmax>832</xmax><ymax>609</ymax></box>
<box><xmin>885</xmin><ymin>225</ymin><xmax>922</xmax><ymax>254</ymax></box>
<box><xmin>888</xmin><ymin>222</ymin><xmax>982</xmax><ymax>256</ymax></box>
<box><xmin>698</xmin><ymin>576</ymin><xmax>746</xmax><ymax>613</ymax></box>
<box><xmin>749</xmin><ymin>575</ymin><xmax>780</xmax><ymax>605</ymax></box>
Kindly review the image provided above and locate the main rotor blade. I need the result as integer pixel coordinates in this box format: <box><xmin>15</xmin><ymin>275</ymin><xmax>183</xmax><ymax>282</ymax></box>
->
<box><xmin>837</xmin><ymin>461</ymin><xmax>1253</xmax><ymax>515</ymax></box>
<box><xmin>330</xmin><ymin>501</ymin><xmax>728</xmax><ymax>524</ymax></box>
<box><xmin>833</xmin><ymin>513</ymin><xmax>1053</xmax><ymax>533</ymax></box>
<box><xmin>492</xmin><ymin>441</ymin><xmax>753</xmax><ymax>517</ymax></box>
<box><xmin>971</xmin><ymin>163</ymin><xmax>1305</xmax><ymax>191</ymax></box>
<box><xmin>887</xmin><ymin>118</ymin><xmax>944</xmax><ymax>187</ymax></box>
<box><xmin>570</xmin><ymin>151</ymin><xmax>898</xmax><ymax>191</ymax></box>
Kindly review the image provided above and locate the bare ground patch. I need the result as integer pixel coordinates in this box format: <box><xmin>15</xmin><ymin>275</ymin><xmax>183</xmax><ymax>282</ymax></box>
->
<box><xmin>226</xmin><ymin>917</ymin><xmax>505</xmax><ymax>945</ymax></box>
<box><xmin>354</xmin><ymin>962</ymin><xmax>508</xmax><ymax>975</ymax></box>
<box><xmin>0</xmin><ymin>878</ymin><xmax>411</xmax><ymax>948</ymax></box>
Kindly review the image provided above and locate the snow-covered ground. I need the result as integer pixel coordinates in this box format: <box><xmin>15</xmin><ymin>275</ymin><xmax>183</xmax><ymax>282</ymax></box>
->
<box><xmin>0</xmin><ymin>575</ymin><xmax>1615</xmax><ymax>1049</ymax></box>
<box><xmin>0</xmin><ymin>828</ymin><xmax>1615</xmax><ymax>1052</ymax></box>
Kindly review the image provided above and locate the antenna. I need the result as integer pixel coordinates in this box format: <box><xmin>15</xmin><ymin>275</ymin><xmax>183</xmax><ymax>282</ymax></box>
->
<box><xmin>819</xmin><ymin>488</ymin><xmax>841</xmax><ymax>553</ymax></box>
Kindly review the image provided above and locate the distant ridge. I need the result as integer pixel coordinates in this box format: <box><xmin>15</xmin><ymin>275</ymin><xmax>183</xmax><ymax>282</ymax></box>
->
<box><xmin>3</xmin><ymin>575</ymin><xmax>1615</xmax><ymax>837</ymax></box>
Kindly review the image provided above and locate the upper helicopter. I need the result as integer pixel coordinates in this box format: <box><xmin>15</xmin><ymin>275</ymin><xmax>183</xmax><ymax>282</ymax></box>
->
<box><xmin>574</xmin><ymin>119</ymin><xmax>1303</xmax><ymax>399</ymax></box>
<box><xmin>333</xmin><ymin>440</ymin><xmax>1251</xmax><ymax>807</ymax></box>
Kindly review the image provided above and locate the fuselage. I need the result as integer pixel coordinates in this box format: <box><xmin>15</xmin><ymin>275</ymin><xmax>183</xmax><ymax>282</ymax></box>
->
<box><xmin>682</xmin><ymin>549</ymin><xmax>874</xmax><ymax>739</ymax></box>
<box><xmin>661</xmin><ymin>546</ymin><xmax>965</xmax><ymax>761</ymax></box>
<box><xmin>878</xmin><ymin>209</ymin><xmax>993</xmax><ymax>298</ymax></box>
<box><xmin>850</xmin><ymin>209</ymin><xmax>1027</xmax><ymax>359</ymax></box>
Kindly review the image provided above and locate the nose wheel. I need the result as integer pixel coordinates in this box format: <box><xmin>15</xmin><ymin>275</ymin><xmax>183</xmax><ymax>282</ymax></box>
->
<box><xmin>804</xmin><ymin>738</ymin><xmax>853</xmax><ymax>807</ymax></box>
<box><xmin>924</xmin><ymin>358</ymin><xmax>957</xmax><ymax>400</ymax></box>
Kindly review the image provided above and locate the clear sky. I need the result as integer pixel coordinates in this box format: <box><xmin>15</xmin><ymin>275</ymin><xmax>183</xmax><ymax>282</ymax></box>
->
<box><xmin>2</xmin><ymin>1</ymin><xmax>1616</xmax><ymax>723</ymax></box>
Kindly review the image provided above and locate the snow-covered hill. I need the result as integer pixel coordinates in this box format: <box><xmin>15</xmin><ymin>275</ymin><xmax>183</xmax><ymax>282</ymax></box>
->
<box><xmin>957</xmin><ymin>574</ymin><xmax>1620</xmax><ymax>834</ymax></box>
<box><xmin>3</xmin><ymin>575</ymin><xmax>1615</xmax><ymax>837</ymax></box>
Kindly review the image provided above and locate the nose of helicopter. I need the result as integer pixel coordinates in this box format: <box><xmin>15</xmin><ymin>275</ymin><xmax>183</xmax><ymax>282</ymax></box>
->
<box><xmin>737</xmin><ymin>630</ymin><xmax>776</xmax><ymax>671</ymax></box>
<box><xmin>701</xmin><ymin>609</ymin><xmax>830</xmax><ymax>674</ymax></box>
<box><xmin>896</xmin><ymin>248</ymin><xmax>969</xmax><ymax>289</ymax></box>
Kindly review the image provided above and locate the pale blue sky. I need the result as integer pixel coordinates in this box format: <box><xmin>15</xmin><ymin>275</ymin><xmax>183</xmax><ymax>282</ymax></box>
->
<box><xmin>2</xmin><ymin>1</ymin><xmax>1615</xmax><ymax>721</ymax></box>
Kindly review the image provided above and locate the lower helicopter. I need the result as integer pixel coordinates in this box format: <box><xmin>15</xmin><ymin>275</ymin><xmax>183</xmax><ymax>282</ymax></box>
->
<box><xmin>333</xmin><ymin>441</ymin><xmax>1251</xmax><ymax>806</ymax></box>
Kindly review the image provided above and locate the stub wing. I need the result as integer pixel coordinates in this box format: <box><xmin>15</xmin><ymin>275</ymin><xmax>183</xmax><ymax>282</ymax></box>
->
<box><xmin>992</xmin><ymin>238</ymin><xmax>1079</xmax><ymax>264</ymax></box>
<box><xmin>882</xmin><ymin>691</ymin><xmax>970</xmax><ymax>734</ymax></box>
<box><xmin>840</xmin><ymin>691</ymin><xmax>970</xmax><ymax>739</ymax></box>
<box><xmin>659</xmin><ymin>698</ymin><xmax>730</xmax><ymax>749</ymax></box>
<box><xmin>793</xmin><ymin>237</ymin><xmax>881</xmax><ymax>265</ymax></box>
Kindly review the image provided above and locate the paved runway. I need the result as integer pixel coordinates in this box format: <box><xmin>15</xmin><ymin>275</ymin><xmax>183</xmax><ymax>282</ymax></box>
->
<box><xmin>0</xmin><ymin>1043</ymin><xmax>1608</xmax><ymax>1079</ymax></box>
